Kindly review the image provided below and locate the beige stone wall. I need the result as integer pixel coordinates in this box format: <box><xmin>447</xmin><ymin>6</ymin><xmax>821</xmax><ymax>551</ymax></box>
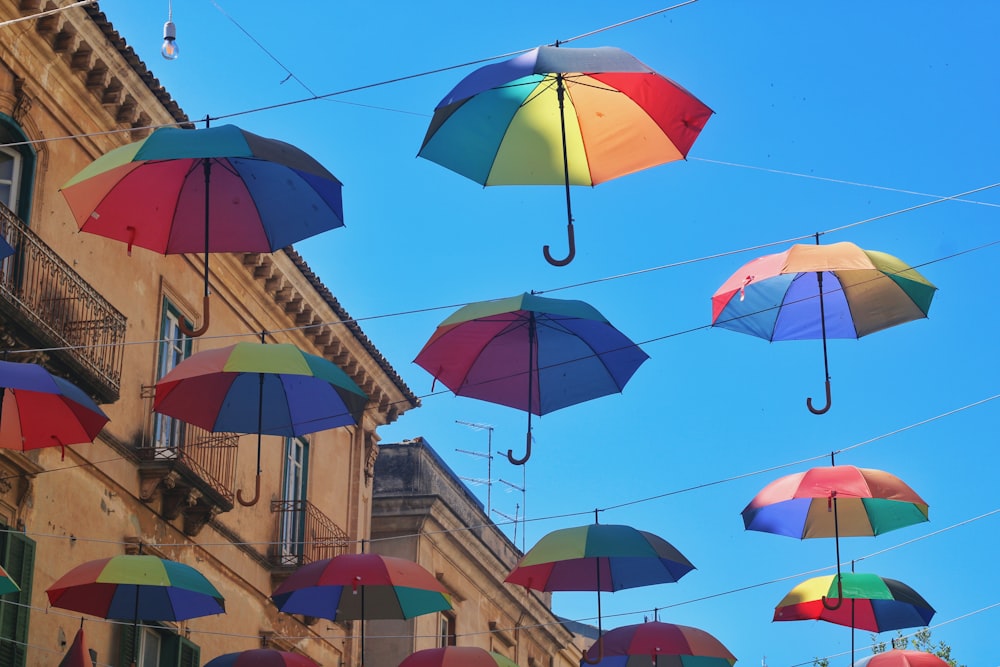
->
<box><xmin>0</xmin><ymin>3</ymin><xmax>414</xmax><ymax>665</ymax></box>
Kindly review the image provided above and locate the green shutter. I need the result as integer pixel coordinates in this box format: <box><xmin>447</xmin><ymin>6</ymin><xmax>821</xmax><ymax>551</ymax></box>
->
<box><xmin>0</xmin><ymin>529</ymin><xmax>35</xmax><ymax>667</ymax></box>
<box><xmin>176</xmin><ymin>636</ymin><xmax>199</xmax><ymax>667</ymax></box>
<box><xmin>117</xmin><ymin>623</ymin><xmax>137</xmax><ymax>667</ymax></box>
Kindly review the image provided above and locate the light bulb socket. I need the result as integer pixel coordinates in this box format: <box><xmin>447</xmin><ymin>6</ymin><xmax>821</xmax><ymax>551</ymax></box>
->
<box><xmin>162</xmin><ymin>20</ymin><xmax>177</xmax><ymax>41</ymax></box>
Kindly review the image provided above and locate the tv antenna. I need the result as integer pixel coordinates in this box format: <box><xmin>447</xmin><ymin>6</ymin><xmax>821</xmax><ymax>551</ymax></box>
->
<box><xmin>491</xmin><ymin>505</ymin><xmax>520</xmax><ymax>547</ymax></box>
<box><xmin>497</xmin><ymin>477</ymin><xmax>526</xmax><ymax>551</ymax></box>
<box><xmin>455</xmin><ymin>420</ymin><xmax>494</xmax><ymax>514</ymax></box>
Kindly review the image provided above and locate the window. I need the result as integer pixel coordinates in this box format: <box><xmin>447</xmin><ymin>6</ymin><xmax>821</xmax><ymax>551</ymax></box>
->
<box><xmin>0</xmin><ymin>117</ymin><xmax>34</xmax><ymax>222</ymax></box>
<box><xmin>439</xmin><ymin>611</ymin><xmax>456</xmax><ymax>647</ymax></box>
<box><xmin>153</xmin><ymin>299</ymin><xmax>192</xmax><ymax>453</ymax></box>
<box><xmin>0</xmin><ymin>527</ymin><xmax>35</xmax><ymax>667</ymax></box>
<box><xmin>279</xmin><ymin>437</ymin><xmax>309</xmax><ymax>564</ymax></box>
<box><xmin>0</xmin><ymin>147</ymin><xmax>20</xmax><ymax>212</ymax></box>
<box><xmin>119</xmin><ymin>624</ymin><xmax>200</xmax><ymax>667</ymax></box>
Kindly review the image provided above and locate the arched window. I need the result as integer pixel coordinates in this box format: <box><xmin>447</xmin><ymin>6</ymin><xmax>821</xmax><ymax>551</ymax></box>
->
<box><xmin>0</xmin><ymin>116</ymin><xmax>34</xmax><ymax>222</ymax></box>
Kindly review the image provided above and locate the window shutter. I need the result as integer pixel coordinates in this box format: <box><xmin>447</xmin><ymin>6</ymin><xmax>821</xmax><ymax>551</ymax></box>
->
<box><xmin>117</xmin><ymin>624</ymin><xmax>137</xmax><ymax>667</ymax></box>
<box><xmin>0</xmin><ymin>530</ymin><xmax>35</xmax><ymax>667</ymax></box>
<box><xmin>176</xmin><ymin>636</ymin><xmax>199</xmax><ymax>667</ymax></box>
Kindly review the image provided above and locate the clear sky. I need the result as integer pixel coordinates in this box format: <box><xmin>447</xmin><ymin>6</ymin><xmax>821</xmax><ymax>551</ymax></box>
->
<box><xmin>91</xmin><ymin>2</ymin><xmax>1000</xmax><ymax>665</ymax></box>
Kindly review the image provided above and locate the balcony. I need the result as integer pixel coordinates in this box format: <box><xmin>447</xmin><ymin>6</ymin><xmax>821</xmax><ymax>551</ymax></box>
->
<box><xmin>0</xmin><ymin>202</ymin><xmax>126</xmax><ymax>402</ymax></box>
<box><xmin>270</xmin><ymin>499</ymin><xmax>351</xmax><ymax>567</ymax></box>
<box><xmin>136</xmin><ymin>407</ymin><xmax>239</xmax><ymax>536</ymax></box>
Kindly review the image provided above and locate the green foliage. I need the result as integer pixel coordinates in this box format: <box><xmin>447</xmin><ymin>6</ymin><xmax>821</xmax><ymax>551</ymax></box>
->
<box><xmin>869</xmin><ymin>628</ymin><xmax>965</xmax><ymax>667</ymax></box>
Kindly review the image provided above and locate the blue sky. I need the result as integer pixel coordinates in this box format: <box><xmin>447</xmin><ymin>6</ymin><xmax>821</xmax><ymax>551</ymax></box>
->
<box><xmin>96</xmin><ymin>2</ymin><xmax>1000</xmax><ymax>665</ymax></box>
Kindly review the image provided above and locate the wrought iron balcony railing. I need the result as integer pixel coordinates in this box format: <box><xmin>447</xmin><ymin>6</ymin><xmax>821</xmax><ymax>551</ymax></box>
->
<box><xmin>270</xmin><ymin>499</ymin><xmax>351</xmax><ymax>567</ymax></box>
<box><xmin>0</xmin><ymin>202</ymin><xmax>126</xmax><ymax>402</ymax></box>
<box><xmin>136</xmin><ymin>418</ymin><xmax>239</xmax><ymax>509</ymax></box>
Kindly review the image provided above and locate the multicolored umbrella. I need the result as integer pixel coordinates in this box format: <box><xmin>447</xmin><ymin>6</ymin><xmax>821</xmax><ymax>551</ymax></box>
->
<box><xmin>711</xmin><ymin>239</ymin><xmax>936</xmax><ymax>413</ymax></box>
<box><xmin>204</xmin><ymin>648</ymin><xmax>319</xmax><ymax>667</ymax></box>
<box><xmin>153</xmin><ymin>341</ymin><xmax>367</xmax><ymax>505</ymax></box>
<box><xmin>580</xmin><ymin>620</ymin><xmax>737</xmax><ymax>667</ymax></box>
<box><xmin>0</xmin><ymin>563</ymin><xmax>19</xmax><ymax>595</ymax></box>
<box><xmin>506</xmin><ymin>522</ymin><xmax>693</xmax><ymax>662</ymax></box>
<box><xmin>0</xmin><ymin>360</ymin><xmax>109</xmax><ymax>456</ymax></box>
<box><xmin>272</xmin><ymin>553</ymin><xmax>452</xmax><ymax>665</ymax></box>
<box><xmin>419</xmin><ymin>45</ymin><xmax>712</xmax><ymax>265</ymax></box>
<box><xmin>47</xmin><ymin>554</ymin><xmax>225</xmax><ymax>667</ymax></box>
<box><xmin>0</xmin><ymin>236</ymin><xmax>13</xmax><ymax>260</ymax></box>
<box><xmin>414</xmin><ymin>293</ymin><xmax>648</xmax><ymax>463</ymax></box>
<box><xmin>854</xmin><ymin>649</ymin><xmax>949</xmax><ymax>667</ymax></box>
<box><xmin>742</xmin><ymin>465</ymin><xmax>929</xmax><ymax>539</ymax></box>
<box><xmin>742</xmin><ymin>463</ymin><xmax>928</xmax><ymax>606</ymax></box>
<box><xmin>60</xmin><ymin>123</ymin><xmax>345</xmax><ymax>336</ymax></box>
<box><xmin>398</xmin><ymin>647</ymin><xmax>518</xmax><ymax>667</ymax></box>
<box><xmin>774</xmin><ymin>573</ymin><xmax>935</xmax><ymax>633</ymax></box>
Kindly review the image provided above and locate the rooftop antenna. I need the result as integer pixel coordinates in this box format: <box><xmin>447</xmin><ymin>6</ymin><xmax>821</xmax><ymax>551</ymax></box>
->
<box><xmin>498</xmin><ymin>477</ymin><xmax>526</xmax><ymax>552</ymax></box>
<box><xmin>455</xmin><ymin>420</ymin><xmax>494</xmax><ymax>515</ymax></box>
<box><xmin>492</xmin><ymin>505</ymin><xmax>520</xmax><ymax>547</ymax></box>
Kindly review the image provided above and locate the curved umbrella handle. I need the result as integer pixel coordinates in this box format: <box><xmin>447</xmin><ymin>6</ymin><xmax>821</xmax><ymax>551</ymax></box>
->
<box><xmin>506</xmin><ymin>431</ymin><xmax>532</xmax><ymax>466</ymax></box>
<box><xmin>236</xmin><ymin>472</ymin><xmax>261</xmax><ymax>507</ymax></box>
<box><xmin>821</xmin><ymin>576</ymin><xmax>844</xmax><ymax>610</ymax></box>
<box><xmin>178</xmin><ymin>295</ymin><xmax>211</xmax><ymax>338</ymax></box>
<box><xmin>543</xmin><ymin>222</ymin><xmax>576</xmax><ymax>267</ymax></box>
<box><xmin>581</xmin><ymin>637</ymin><xmax>604</xmax><ymax>665</ymax></box>
<box><xmin>807</xmin><ymin>379</ymin><xmax>832</xmax><ymax>415</ymax></box>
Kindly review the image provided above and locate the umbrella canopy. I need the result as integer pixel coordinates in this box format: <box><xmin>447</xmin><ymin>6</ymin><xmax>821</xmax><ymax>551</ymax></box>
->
<box><xmin>580</xmin><ymin>621</ymin><xmax>737</xmax><ymax>667</ymax></box>
<box><xmin>0</xmin><ymin>360</ymin><xmax>109</xmax><ymax>454</ymax></box>
<box><xmin>854</xmin><ymin>650</ymin><xmax>949</xmax><ymax>667</ymax></box>
<box><xmin>46</xmin><ymin>554</ymin><xmax>225</xmax><ymax>621</ymax></box>
<box><xmin>154</xmin><ymin>341</ymin><xmax>368</xmax><ymax>506</ymax></box>
<box><xmin>204</xmin><ymin>648</ymin><xmax>319</xmax><ymax>667</ymax></box>
<box><xmin>0</xmin><ymin>564</ymin><xmax>18</xmax><ymax>596</ymax></box>
<box><xmin>153</xmin><ymin>342</ymin><xmax>367</xmax><ymax>436</ymax></box>
<box><xmin>505</xmin><ymin>523</ymin><xmax>694</xmax><ymax>592</ymax></box>
<box><xmin>742</xmin><ymin>465</ymin><xmax>929</xmax><ymax>539</ymax></box>
<box><xmin>57</xmin><ymin>627</ymin><xmax>91</xmax><ymax>667</ymax></box>
<box><xmin>271</xmin><ymin>553</ymin><xmax>451</xmax><ymax>621</ymax></box>
<box><xmin>414</xmin><ymin>293</ymin><xmax>648</xmax><ymax>463</ymax></box>
<box><xmin>419</xmin><ymin>45</ymin><xmax>712</xmax><ymax>265</ymax></box>
<box><xmin>398</xmin><ymin>647</ymin><xmax>518</xmax><ymax>667</ymax></box>
<box><xmin>711</xmin><ymin>240</ymin><xmax>936</xmax><ymax>413</ymax></box>
<box><xmin>774</xmin><ymin>573</ymin><xmax>935</xmax><ymax>633</ymax></box>
<box><xmin>0</xmin><ymin>236</ymin><xmax>13</xmax><ymax>260</ymax></box>
<box><xmin>60</xmin><ymin>124</ymin><xmax>345</xmax><ymax>335</ymax></box>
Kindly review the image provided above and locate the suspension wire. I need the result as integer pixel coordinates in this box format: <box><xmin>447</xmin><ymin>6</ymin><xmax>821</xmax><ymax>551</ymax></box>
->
<box><xmin>0</xmin><ymin>0</ymin><xmax>95</xmax><ymax>29</ymax></box>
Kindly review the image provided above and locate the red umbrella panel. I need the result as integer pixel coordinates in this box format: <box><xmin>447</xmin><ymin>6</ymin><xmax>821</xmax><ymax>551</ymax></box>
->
<box><xmin>854</xmin><ymin>649</ymin><xmax>949</xmax><ymax>667</ymax></box>
<box><xmin>581</xmin><ymin>620</ymin><xmax>737</xmax><ymax>666</ymax></box>
<box><xmin>0</xmin><ymin>360</ymin><xmax>109</xmax><ymax>456</ymax></box>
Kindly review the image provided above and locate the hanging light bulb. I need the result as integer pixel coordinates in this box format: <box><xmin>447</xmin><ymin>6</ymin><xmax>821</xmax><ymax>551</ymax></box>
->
<box><xmin>161</xmin><ymin>1</ymin><xmax>179</xmax><ymax>60</ymax></box>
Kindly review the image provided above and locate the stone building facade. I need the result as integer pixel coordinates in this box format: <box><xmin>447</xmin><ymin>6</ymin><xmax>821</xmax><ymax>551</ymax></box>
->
<box><xmin>371</xmin><ymin>438</ymin><xmax>588</xmax><ymax>667</ymax></box>
<box><xmin>0</xmin><ymin>2</ymin><xmax>419</xmax><ymax>665</ymax></box>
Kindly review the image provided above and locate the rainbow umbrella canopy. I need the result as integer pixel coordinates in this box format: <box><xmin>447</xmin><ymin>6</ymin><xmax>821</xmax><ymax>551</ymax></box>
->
<box><xmin>580</xmin><ymin>620</ymin><xmax>737</xmax><ymax>667</ymax></box>
<box><xmin>0</xmin><ymin>360</ymin><xmax>109</xmax><ymax>455</ymax></box>
<box><xmin>272</xmin><ymin>553</ymin><xmax>451</xmax><ymax>666</ymax></box>
<box><xmin>0</xmin><ymin>563</ymin><xmax>19</xmax><ymax>596</ymax></box>
<box><xmin>398</xmin><ymin>647</ymin><xmax>519</xmax><ymax>667</ymax></box>
<box><xmin>203</xmin><ymin>648</ymin><xmax>319</xmax><ymax>667</ymax></box>
<box><xmin>414</xmin><ymin>293</ymin><xmax>648</xmax><ymax>464</ymax></box>
<box><xmin>154</xmin><ymin>341</ymin><xmax>367</xmax><ymax>505</ymax></box>
<box><xmin>419</xmin><ymin>45</ymin><xmax>712</xmax><ymax>265</ymax></box>
<box><xmin>46</xmin><ymin>554</ymin><xmax>225</xmax><ymax>621</ymax></box>
<box><xmin>711</xmin><ymin>239</ymin><xmax>936</xmax><ymax>413</ymax></box>
<box><xmin>774</xmin><ymin>573</ymin><xmax>935</xmax><ymax>633</ymax></box>
<box><xmin>60</xmin><ymin>124</ymin><xmax>345</xmax><ymax>336</ymax></box>
<box><xmin>743</xmin><ymin>463</ymin><xmax>928</xmax><ymax>606</ymax></box>
<box><xmin>506</xmin><ymin>522</ymin><xmax>694</xmax><ymax>661</ymax></box>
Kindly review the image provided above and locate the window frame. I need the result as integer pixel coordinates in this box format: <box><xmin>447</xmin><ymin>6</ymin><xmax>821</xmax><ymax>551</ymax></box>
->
<box><xmin>0</xmin><ymin>526</ymin><xmax>35</xmax><ymax>667</ymax></box>
<box><xmin>152</xmin><ymin>298</ymin><xmax>193</xmax><ymax>453</ymax></box>
<box><xmin>279</xmin><ymin>436</ymin><xmax>310</xmax><ymax>563</ymax></box>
